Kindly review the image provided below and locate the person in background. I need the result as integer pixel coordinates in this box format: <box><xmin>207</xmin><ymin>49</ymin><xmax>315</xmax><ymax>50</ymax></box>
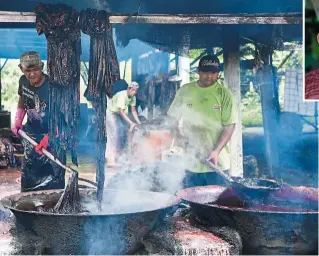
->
<box><xmin>105</xmin><ymin>81</ymin><xmax>141</xmax><ymax>166</ymax></box>
<box><xmin>167</xmin><ymin>54</ymin><xmax>237</xmax><ymax>187</ymax></box>
<box><xmin>11</xmin><ymin>51</ymin><xmax>65</xmax><ymax>192</ymax></box>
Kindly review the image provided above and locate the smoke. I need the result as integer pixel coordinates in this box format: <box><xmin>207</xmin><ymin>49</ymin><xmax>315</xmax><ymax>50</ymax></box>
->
<box><xmin>84</xmin><ymin>115</ymin><xmax>187</xmax><ymax>253</ymax></box>
<box><xmin>90</xmin><ymin>0</ymin><xmax>110</xmax><ymax>11</ymax></box>
<box><xmin>107</xmin><ymin>160</ymin><xmax>185</xmax><ymax>193</ymax></box>
<box><xmin>82</xmin><ymin>184</ymin><xmax>180</xmax><ymax>254</ymax></box>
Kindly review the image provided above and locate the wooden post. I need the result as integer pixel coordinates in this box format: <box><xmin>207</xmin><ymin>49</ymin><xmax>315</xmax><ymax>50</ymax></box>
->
<box><xmin>257</xmin><ymin>61</ymin><xmax>279</xmax><ymax>178</ymax></box>
<box><xmin>222</xmin><ymin>27</ymin><xmax>243</xmax><ymax>177</ymax></box>
<box><xmin>178</xmin><ymin>56</ymin><xmax>190</xmax><ymax>86</ymax></box>
<box><xmin>131</xmin><ymin>54</ymin><xmax>139</xmax><ymax>82</ymax></box>
<box><xmin>178</xmin><ymin>30</ymin><xmax>191</xmax><ymax>86</ymax></box>
<box><xmin>270</xmin><ymin>55</ymin><xmax>280</xmax><ymax>121</ymax></box>
<box><xmin>148</xmin><ymin>79</ymin><xmax>155</xmax><ymax>120</ymax></box>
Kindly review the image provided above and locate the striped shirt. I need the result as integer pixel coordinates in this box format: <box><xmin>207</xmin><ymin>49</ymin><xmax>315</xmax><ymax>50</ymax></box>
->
<box><xmin>305</xmin><ymin>69</ymin><xmax>319</xmax><ymax>99</ymax></box>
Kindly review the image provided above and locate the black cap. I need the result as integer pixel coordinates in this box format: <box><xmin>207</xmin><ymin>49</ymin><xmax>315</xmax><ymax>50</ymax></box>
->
<box><xmin>198</xmin><ymin>55</ymin><xmax>220</xmax><ymax>73</ymax></box>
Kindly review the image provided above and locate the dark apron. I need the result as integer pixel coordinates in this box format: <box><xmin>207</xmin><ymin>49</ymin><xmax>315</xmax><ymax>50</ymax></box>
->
<box><xmin>20</xmin><ymin>125</ymin><xmax>65</xmax><ymax>192</ymax></box>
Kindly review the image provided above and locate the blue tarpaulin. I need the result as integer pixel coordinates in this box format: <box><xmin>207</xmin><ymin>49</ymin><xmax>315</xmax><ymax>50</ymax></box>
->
<box><xmin>0</xmin><ymin>28</ymin><xmax>157</xmax><ymax>61</ymax></box>
<box><xmin>0</xmin><ymin>29</ymin><xmax>89</xmax><ymax>61</ymax></box>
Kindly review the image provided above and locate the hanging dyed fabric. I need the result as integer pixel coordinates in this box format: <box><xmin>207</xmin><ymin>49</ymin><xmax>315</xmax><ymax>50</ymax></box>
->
<box><xmin>34</xmin><ymin>4</ymin><xmax>81</xmax><ymax>165</ymax></box>
<box><xmin>80</xmin><ymin>9</ymin><xmax>120</xmax><ymax>202</ymax></box>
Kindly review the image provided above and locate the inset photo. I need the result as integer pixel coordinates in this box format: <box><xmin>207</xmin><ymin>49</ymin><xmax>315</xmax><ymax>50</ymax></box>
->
<box><xmin>305</xmin><ymin>0</ymin><xmax>319</xmax><ymax>99</ymax></box>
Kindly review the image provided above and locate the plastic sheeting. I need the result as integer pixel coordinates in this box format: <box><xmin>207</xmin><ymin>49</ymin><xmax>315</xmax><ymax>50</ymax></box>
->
<box><xmin>20</xmin><ymin>127</ymin><xmax>65</xmax><ymax>192</ymax></box>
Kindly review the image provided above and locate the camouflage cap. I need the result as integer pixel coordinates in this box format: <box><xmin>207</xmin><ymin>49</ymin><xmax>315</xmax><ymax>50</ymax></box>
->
<box><xmin>20</xmin><ymin>51</ymin><xmax>43</xmax><ymax>69</ymax></box>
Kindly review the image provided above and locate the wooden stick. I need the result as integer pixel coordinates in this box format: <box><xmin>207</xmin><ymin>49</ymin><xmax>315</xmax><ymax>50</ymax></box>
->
<box><xmin>169</xmin><ymin>138</ymin><xmax>175</xmax><ymax>151</ymax></box>
<box><xmin>18</xmin><ymin>130</ymin><xmax>97</xmax><ymax>187</ymax></box>
<box><xmin>0</xmin><ymin>11</ymin><xmax>302</xmax><ymax>24</ymax></box>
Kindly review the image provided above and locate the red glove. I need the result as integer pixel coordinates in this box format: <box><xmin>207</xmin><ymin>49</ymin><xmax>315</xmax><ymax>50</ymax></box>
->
<box><xmin>35</xmin><ymin>134</ymin><xmax>49</xmax><ymax>154</ymax></box>
<box><xmin>11</xmin><ymin>107</ymin><xmax>26</xmax><ymax>136</ymax></box>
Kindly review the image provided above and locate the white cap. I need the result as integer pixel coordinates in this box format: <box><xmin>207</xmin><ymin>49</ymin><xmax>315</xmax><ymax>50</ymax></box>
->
<box><xmin>128</xmin><ymin>81</ymin><xmax>139</xmax><ymax>88</ymax></box>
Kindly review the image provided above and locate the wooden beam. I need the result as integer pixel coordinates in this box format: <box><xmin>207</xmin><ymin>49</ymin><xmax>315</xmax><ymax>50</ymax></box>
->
<box><xmin>222</xmin><ymin>28</ymin><xmax>243</xmax><ymax>178</ymax></box>
<box><xmin>0</xmin><ymin>11</ymin><xmax>302</xmax><ymax>24</ymax></box>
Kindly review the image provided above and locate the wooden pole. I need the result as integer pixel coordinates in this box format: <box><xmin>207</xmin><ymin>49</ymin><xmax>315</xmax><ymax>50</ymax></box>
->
<box><xmin>222</xmin><ymin>27</ymin><xmax>243</xmax><ymax>177</ymax></box>
<box><xmin>0</xmin><ymin>11</ymin><xmax>302</xmax><ymax>24</ymax></box>
<box><xmin>257</xmin><ymin>63</ymin><xmax>279</xmax><ymax>178</ymax></box>
<box><xmin>177</xmin><ymin>29</ymin><xmax>191</xmax><ymax>86</ymax></box>
<box><xmin>131</xmin><ymin>53</ymin><xmax>138</xmax><ymax>83</ymax></box>
<box><xmin>147</xmin><ymin>79</ymin><xmax>155</xmax><ymax>120</ymax></box>
<box><xmin>270</xmin><ymin>54</ymin><xmax>280</xmax><ymax>122</ymax></box>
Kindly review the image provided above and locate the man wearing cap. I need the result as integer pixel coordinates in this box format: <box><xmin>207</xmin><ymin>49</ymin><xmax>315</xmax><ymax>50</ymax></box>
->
<box><xmin>105</xmin><ymin>81</ymin><xmax>141</xmax><ymax>166</ymax></box>
<box><xmin>11</xmin><ymin>51</ymin><xmax>65</xmax><ymax>192</ymax></box>
<box><xmin>167</xmin><ymin>55</ymin><xmax>237</xmax><ymax>187</ymax></box>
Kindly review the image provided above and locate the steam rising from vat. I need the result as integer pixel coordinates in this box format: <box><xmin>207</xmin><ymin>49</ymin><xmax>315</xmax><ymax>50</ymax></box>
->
<box><xmin>91</xmin><ymin>0</ymin><xmax>110</xmax><ymax>11</ymax></box>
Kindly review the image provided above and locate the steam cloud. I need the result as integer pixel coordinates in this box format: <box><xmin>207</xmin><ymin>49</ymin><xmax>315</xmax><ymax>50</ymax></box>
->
<box><xmin>91</xmin><ymin>0</ymin><xmax>110</xmax><ymax>11</ymax></box>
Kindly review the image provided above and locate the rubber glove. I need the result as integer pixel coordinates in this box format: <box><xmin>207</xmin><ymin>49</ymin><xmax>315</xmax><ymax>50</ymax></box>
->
<box><xmin>35</xmin><ymin>134</ymin><xmax>49</xmax><ymax>154</ymax></box>
<box><xmin>11</xmin><ymin>107</ymin><xmax>26</xmax><ymax>136</ymax></box>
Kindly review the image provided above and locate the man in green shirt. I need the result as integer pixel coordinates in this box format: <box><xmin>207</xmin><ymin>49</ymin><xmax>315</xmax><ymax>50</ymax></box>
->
<box><xmin>106</xmin><ymin>81</ymin><xmax>141</xmax><ymax>166</ymax></box>
<box><xmin>167</xmin><ymin>55</ymin><xmax>237</xmax><ymax>187</ymax></box>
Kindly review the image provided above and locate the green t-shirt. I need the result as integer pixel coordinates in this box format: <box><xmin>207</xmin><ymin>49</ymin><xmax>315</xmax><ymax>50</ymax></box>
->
<box><xmin>107</xmin><ymin>90</ymin><xmax>136</xmax><ymax>114</ymax></box>
<box><xmin>167</xmin><ymin>80</ymin><xmax>237</xmax><ymax>173</ymax></box>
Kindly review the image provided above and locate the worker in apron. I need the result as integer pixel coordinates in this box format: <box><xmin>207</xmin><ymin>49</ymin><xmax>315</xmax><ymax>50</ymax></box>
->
<box><xmin>11</xmin><ymin>51</ymin><xmax>65</xmax><ymax>192</ymax></box>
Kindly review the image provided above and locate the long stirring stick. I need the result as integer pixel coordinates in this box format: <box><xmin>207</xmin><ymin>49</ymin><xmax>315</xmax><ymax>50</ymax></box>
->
<box><xmin>18</xmin><ymin>130</ymin><xmax>97</xmax><ymax>187</ymax></box>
